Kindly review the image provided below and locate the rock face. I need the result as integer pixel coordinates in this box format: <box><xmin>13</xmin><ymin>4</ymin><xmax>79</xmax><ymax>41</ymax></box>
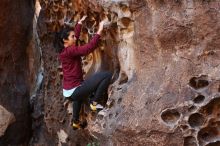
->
<box><xmin>0</xmin><ymin>0</ymin><xmax>35</xmax><ymax>145</ymax></box>
<box><xmin>33</xmin><ymin>0</ymin><xmax>220</xmax><ymax>146</ymax></box>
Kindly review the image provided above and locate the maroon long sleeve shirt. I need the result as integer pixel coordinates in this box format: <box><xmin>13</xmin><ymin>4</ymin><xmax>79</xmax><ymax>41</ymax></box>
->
<box><xmin>59</xmin><ymin>23</ymin><xmax>101</xmax><ymax>90</ymax></box>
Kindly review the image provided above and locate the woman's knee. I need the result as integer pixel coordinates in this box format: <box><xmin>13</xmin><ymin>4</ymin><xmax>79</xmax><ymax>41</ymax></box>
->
<box><xmin>102</xmin><ymin>71</ymin><xmax>112</xmax><ymax>79</ymax></box>
<box><xmin>92</xmin><ymin>71</ymin><xmax>112</xmax><ymax>82</ymax></box>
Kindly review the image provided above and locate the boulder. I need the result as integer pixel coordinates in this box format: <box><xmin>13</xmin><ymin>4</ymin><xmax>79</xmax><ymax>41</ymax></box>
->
<box><xmin>0</xmin><ymin>105</ymin><xmax>15</xmax><ymax>137</ymax></box>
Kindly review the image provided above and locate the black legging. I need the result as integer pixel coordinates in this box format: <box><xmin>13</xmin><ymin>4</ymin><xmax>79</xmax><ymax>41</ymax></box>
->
<box><xmin>69</xmin><ymin>71</ymin><xmax>112</xmax><ymax>122</ymax></box>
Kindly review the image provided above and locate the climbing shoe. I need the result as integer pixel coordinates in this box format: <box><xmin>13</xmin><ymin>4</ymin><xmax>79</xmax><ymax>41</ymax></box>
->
<box><xmin>72</xmin><ymin>120</ymin><xmax>88</xmax><ymax>130</ymax></box>
<box><xmin>90</xmin><ymin>101</ymin><xmax>104</xmax><ymax>111</ymax></box>
<box><xmin>72</xmin><ymin>121</ymin><xmax>81</xmax><ymax>130</ymax></box>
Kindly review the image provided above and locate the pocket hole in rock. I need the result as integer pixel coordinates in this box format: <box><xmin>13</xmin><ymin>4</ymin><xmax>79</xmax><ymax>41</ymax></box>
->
<box><xmin>198</xmin><ymin>118</ymin><xmax>220</xmax><ymax>142</ymax></box>
<box><xmin>189</xmin><ymin>75</ymin><xmax>209</xmax><ymax>90</ymax></box>
<box><xmin>161</xmin><ymin>109</ymin><xmax>180</xmax><ymax>125</ymax></box>
<box><xmin>188</xmin><ymin>113</ymin><xmax>205</xmax><ymax>128</ymax></box>
<box><xmin>188</xmin><ymin>105</ymin><xmax>197</xmax><ymax>113</ymax></box>
<box><xmin>117</xmin><ymin>98</ymin><xmax>122</xmax><ymax>104</ymax></box>
<box><xmin>97</xmin><ymin>114</ymin><xmax>104</xmax><ymax>120</ymax></box>
<box><xmin>200</xmin><ymin>97</ymin><xmax>220</xmax><ymax>115</ymax></box>
<box><xmin>106</xmin><ymin>99</ymin><xmax>115</xmax><ymax>108</ymax></box>
<box><xmin>198</xmin><ymin>124</ymin><xmax>220</xmax><ymax>142</ymax></box>
<box><xmin>107</xmin><ymin>99</ymin><xmax>115</xmax><ymax>108</ymax></box>
<box><xmin>180</xmin><ymin>125</ymin><xmax>189</xmax><ymax>131</ymax></box>
<box><xmin>115</xmin><ymin>111</ymin><xmax>119</xmax><ymax>117</ymax></box>
<box><xmin>184</xmin><ymin>136</ymin><xmax>197</xmax><ymax>146</ymax></box>
<box><xmin>109</xmin><ymin>113</ymin><xmax>113</xmax><ymax>119</ymax></box>
<box><xmin>193</xmin><ymin>95</ymin><xmax>205</xmax><ymax>104</ymax></box>
<box><xmin>120</xmin><ymin>17</ymin><xmax>132</xmax><ymax>28</ymax></box>
<box><xmin>119</xmin><ymin>71</ymin><xmax>128</xmax><ymax>85</ymax></box>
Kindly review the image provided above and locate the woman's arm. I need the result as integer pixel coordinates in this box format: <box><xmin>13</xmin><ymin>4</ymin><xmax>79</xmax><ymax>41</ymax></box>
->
<box><xmin>96</xmin><ymin>21</ymin><xmax>105</xmax><ymax>35</ymax></box>
<box><xmin>74</xmin><ymin>16</ymin><xmax>87</xmax><ymax>40</ymax></box>
<box><xmin>74</xmin><ymin>23</ymin><xmax>82</xmax><ymax>40</ymax></box>
<box><xmin>67</xmin><ymin>20</ymin><xmax>105</xmax><ymax>56</ymax></box>
<box><xmin>68</xmin><ymin>34</ymin><xmax>101</xmax><ymax>56</ymax></box>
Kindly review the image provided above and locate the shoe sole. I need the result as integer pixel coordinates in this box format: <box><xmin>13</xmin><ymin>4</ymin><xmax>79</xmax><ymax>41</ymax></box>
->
<box><xmin>90</xmin><ymin>104</ymin><xmax>104</xmax><ymax>112</ymax></box>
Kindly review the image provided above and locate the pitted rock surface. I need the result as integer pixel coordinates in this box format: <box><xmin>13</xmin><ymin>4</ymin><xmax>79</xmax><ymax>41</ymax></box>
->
<box><xmin>31</xmin><ymin>0</ymin><xmax>220</xmax><ymax>145</ymax></box>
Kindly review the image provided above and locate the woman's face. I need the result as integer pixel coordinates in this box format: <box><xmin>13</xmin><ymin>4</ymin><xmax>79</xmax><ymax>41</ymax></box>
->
<box><xmin>64</xmin><ymin>31</ymin><xmax>76</xmax><ymax>46</ymax></box>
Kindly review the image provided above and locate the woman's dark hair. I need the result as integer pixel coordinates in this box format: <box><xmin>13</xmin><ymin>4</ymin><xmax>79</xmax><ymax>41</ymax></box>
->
<box><xmin>53</xmin><ymin>26</ymin><xmax>72</xmax><ymax>53</ymax></box>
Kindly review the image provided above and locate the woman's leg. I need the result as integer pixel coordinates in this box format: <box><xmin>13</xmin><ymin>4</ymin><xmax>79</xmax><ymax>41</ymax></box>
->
<box><xmin>92</xmin><ymin>72</ymin><xmax>112</xmax><ymax>102</ymax></box>
<box><xmin>70</xmin><ymin>71</ymin><xmax>112</xmax><ymax>121</ymax></box>
<box><xmin>70</xmin><ymin>71</ymin><xmax>112</xmax><ymax>102</ymax></box>
<box><xmin>72</xmin><ymin>100</ymin><xmax>82</xmax><ymax>123</ymax></box>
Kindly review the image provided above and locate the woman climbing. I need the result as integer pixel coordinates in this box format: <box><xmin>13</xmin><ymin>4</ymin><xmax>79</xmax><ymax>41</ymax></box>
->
<box><xmin>54</xmin><ymin>16</ymin><xmax>112</xmax><ymax>130</ymax></box>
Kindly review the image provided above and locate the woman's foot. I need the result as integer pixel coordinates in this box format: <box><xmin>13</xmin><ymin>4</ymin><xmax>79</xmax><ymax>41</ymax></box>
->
<box><xmin>72</xmin><ymin>120</ymin><xmax>88</xmax><ymax>130</ymax></box>
<box><xmin>90</xmin><ymin>101</ymin><xmax>104</xmax><ymax>111</ymax></box>
<box><xmin>72</xmin><ymin>120</ymin><xmax>80</xmax><ymax>130</ymax></box>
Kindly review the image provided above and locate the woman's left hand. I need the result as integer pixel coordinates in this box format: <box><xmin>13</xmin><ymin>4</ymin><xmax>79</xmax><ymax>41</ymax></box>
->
<box><xmin>79</xmin><ymin>15</ymin><xmax>87</xmax><ymax>24</ymax></box>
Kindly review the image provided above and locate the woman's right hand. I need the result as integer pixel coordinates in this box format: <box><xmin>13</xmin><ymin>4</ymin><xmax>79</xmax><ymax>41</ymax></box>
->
<box><xmin>97</xmin><ymin>20</ymin><xmax>105</xmax><ymax>35</ymax></box>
